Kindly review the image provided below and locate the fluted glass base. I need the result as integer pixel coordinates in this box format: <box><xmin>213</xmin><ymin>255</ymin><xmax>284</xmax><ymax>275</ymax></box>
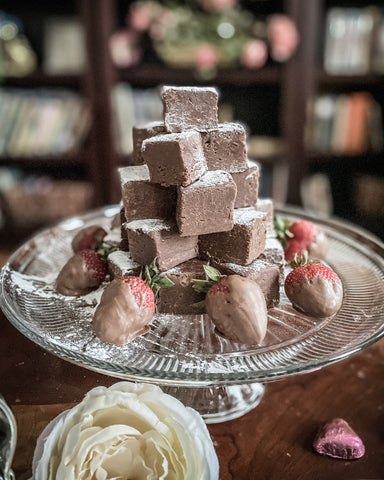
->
<box><xmin>163</xmin><ymin>383</ymin><xmax>265</xmax><ymax>423</ymax></box>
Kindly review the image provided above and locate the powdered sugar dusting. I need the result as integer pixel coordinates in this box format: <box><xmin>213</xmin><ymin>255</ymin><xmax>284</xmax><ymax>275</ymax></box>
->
<box><xmin>234</xmin><ymin>207</ymin><xmax>266</xmax><ymax>226</ymax></box>
<box><xmin>119</xmin><ymin>165</ymin><xmax>150</xmax><ymax>183</ymax></box>
<box><xmin>143</xmin><ymin>129</ymin><xmax>201</xmax><ymax>146</ymax></box>
<box><xmin>162</xmin><ymin>85</ymin><xmax>218</xmax><ymax>95</ymax></box>
<box><xmin>126</xmin><ymin>218</ymin><xmax>173</xmax><ymax>233</ymax></box>
<box><xmin>223</xmin><ymin>258</ymin><xmax>273</xmax><ymax>275</ymax></box>
<box><xmin>184</xmin><ymin>170</ymin><xmax>234</xmax><ymax>189</ymax></box>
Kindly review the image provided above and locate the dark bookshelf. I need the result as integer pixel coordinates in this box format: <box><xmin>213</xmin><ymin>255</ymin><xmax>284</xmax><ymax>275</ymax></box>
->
<box><xmin>1</xmin><ymin>0</ymin><xmax>383</xmax><ymax>237</ymax></box>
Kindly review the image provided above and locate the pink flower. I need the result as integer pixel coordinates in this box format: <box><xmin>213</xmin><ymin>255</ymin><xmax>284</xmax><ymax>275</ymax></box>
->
<box><xmin>267</xmin><ymin>14</ymin><xmax>299</xmax><ymax>62</ymax></box>
<box><xmin>128</xmin><ymin>1</ymin><xmax>154</xmax><ymax>32</ymax></box>
<box><xmin>198</xmin><ymin>0</ymin><xmax>237</xmax><ymax>12</ymax></box>
<box><xmin>241</xmin><ymin>39</ymin><xmax>268</xmax><ymax>69</ymax></box>
<box><xmin>149</xmin><ymin>8</ymin><xmax>174</xmax><ymax>41</ymax></box>
<box><xmin>194</xmin><ymin>44</ymin><xmax>220</xmax><ymax>71</ymax></box>
<box><xmin>109</xmin><ymin>30</ymin><xmax>142</xmax><ymax>68</ymax></box>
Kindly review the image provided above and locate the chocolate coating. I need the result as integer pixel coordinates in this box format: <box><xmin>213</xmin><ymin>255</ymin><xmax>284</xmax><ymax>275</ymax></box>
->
<box><xmin>56</xmin><ymin>253</ymin><xmax>101</xmax><ymax>296</ymax></box>
<box><xmin>212</xmin><ymin>258</ymin><xmax>280</xmax><ymax>308</ymax></box>
<box><xmin>92</xmin><ymin>278</ymin><xmax>152</xmax><ymax>345</ymax></box>
<box><xmin>206</xmin><ymin>275</ymin><xmax>268</xmax><ymax>345</ymax></box>
<box><xmin>285</xmin><ymin>272</ymin><xmax>343</xmax><ymax>318</ymax></box>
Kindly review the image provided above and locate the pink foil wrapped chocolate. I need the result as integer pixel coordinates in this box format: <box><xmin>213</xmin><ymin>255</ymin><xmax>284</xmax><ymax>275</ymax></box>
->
<box><xmin>313</xmin><ymin>418</ymin><xmax>365</xmax><ymax>460</ymax></box>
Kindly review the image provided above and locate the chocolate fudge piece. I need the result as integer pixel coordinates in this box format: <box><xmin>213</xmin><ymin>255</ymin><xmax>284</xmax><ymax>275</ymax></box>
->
<box><xmin>132</xmin><ymin>121</ymin><xmax>166</xmax><ymax>165</ymax></box>
<box><xmin>124</xmin><ymin>219</ymin><xmax>198</xmax><ymax>271</ymax></box>
<box><xmin>142</xmin><ymin>131</ymin><xmax>207</xmax><ymax>187</ymax></box>
<box><xmin>199</xmin><ymin>208</ymin><xmax>266</xmax><ymax>266</ymax></box>
<box><xmin>119</xmin><ymin>165</ymin><xmax>176</xmax><ymax>223</ymax></box>
<box><xmin>201</xmin><ymin>123</ymin><xmax>248</xmax><ymax>173</ymax></box>
<box><xmin>211</xmin><ymin>258</ymin><xmax>280</xmax><ymax>307</ymax></box>
<box><xmin>176</xmin><ymin>170</ymin><xmax>237</xmax><ymax>237</ymax></box>
<box><xmin>157</xmin><ymin>258</ymin><xmax>207</xmax><ymax>314</ymax></box>
<box><xmin>231</xmin><ymin>161</ymin><xmax>260</xmax><ymax>208</ymax></box>
<box><xmin>256</xmin><ymin>198</ymin><xmax>275</xmax><ymax>238</ymax></box>
<box><xmin>107</xmin><ymin>250</ymin><xmax>141</xmax><ymax>279</ymax></box>
<box><xmin>119</xmin><ymin>206</ymin><xmax>129</xmax><ymax>251</ymax></box>
<box><xmin>162</xmin><ymin>86</ymin><xmax>219</xmax><ymax>133</ymax></box>
<box><xmin>260</xmin><ymin>237</ymin><xmax>285</xmax><ymax>281</ymax></box>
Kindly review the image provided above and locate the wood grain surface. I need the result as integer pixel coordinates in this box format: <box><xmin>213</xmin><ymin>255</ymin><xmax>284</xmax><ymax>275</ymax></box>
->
<box><xmin>2</xmin><ymin>312</ymin><xmax>384</xmax><ymax>480</ymax></box>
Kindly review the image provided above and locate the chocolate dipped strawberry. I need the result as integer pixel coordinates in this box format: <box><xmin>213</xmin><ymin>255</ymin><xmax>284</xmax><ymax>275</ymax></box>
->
<box><xmin>92</xmin><ymin>259</ymin><xmax>174</xmax><ymax>345</ymax></box>
<box><xmin>274</xmin><ymin>216</ymin><xmax>328</xmax><ymax>262</ymax></box>
<box><xmin>92</xmin><ymin>276</ymin><xmax>154</xmax><ymax>345</ymax></box>
<box><xmin>284</xmin><ymin>254</ymin><xmax>343</xmax><ymax>318</ymax></box>
<box><xmin>56</xmin><ymin>249</ymin><xmax>108</xmax><ymax>296</ymax></box>
<box><xmin>71</xmin><ymin>225</ymin><xmax>108</xmax><ymax>253</ymax></box>
<box><xmin>193</xmin><ymin>266</ymin><xmax>268</xmax><ymax>345</ymax></box>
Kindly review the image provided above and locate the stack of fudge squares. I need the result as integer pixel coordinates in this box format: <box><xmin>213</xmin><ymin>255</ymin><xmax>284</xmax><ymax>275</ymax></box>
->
<box><xmin>108</xmin><ymin>86</ymin><xmax>284</xmax><ymax>314</ymax></box>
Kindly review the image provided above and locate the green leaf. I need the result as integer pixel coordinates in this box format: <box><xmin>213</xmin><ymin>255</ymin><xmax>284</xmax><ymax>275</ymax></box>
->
<box><xmin>191</xmin><ymin>299</ymin><xmax>206</xmax><ymax>310</ymax></box>
<box><xmin>156</xmin><ymin>277</ymin><xmax>175</xmax><ymax>289</ymax></box>
<box><xmin>191</xmin><ymin>278</ymin><xmax>214</xmax><ymax>293</ymax></box>
<box><xmin>203</xmin><ymin>265</ymin><xmax>224</xmax><ymax>282</ymax></box>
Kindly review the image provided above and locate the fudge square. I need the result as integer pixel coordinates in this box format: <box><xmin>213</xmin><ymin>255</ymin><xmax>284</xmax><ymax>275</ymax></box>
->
<box><xmin>255</xmin><ymin>198</ymin><xmax>275</xmax><ymax>237</ymax></box>
<box><xmin>201</xmin><ymin>123</ymin><xmax>248</xmax><ymax>173</ymax></box>
<box><xmin>142</xmin><ymin>130</ymin><xmax>207</xmax><ymax>187</ymax></box>
<box><xmin>124</xmin><ymin>218</ymin><xmax>198</xmax><ymax>271</ymax></box>
<box><xmin>211</xmin><ymin>258</ymin><xmax>280</xmax><ymax>308</ymax></box>
<box><xmin>199</xmin><ymin>207</ymin><xmax>266</xmax><ymax>266</ymax></box>
<box><xmin>131</xmin><ymin>121</ymin><xmax>166</xmax><ymax>165</ymax></box>
<box><xmin>157</xmin><ymin>258</ymin><xmax>207</xmax><ymax>314</ymax></box>
<box><xmin>119</xmin><ymin>165</ymin><xmax>176</xmax><ymax>222</ymax></box>
<box><xmin>176</xmin><ymin>170</ymin><xmax>237</xmax><ymax>236</ymax></box>
<box><xmin>162</xmin><ymin>86</ymin><xmax>219</xmax><ymax>133</ymax></box>
<box><xmin>231</xmin><ymin>160</ymin><xmax>260</xmax><ymax>208</ymax></box>
<box><xmin>199</xmin><ymin>208</ymin><xmax>266</xmax><ymax>265</ymax></box>
<box><xmin>107</xmin><ymin>250</ymin><xmax>141</xmax><ymax>279</ymax></box>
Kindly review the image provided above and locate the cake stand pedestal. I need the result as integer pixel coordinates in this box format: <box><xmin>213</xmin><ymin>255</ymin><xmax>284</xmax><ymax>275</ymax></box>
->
<box><xmin>163</xmin><ymin>383</ymin><xmax>265</xmax><ymax>423</ymax></box>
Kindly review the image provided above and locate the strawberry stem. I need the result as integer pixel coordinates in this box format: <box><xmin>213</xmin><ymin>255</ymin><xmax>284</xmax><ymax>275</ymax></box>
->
<box><xmin>290</xmin><ymin>251</ymin><xmax>309</xmax><ymax>269</ymax></box>
<box><xmin>140</xmin><ymin>258</ymin><xmax>175</xmax><ymax>300</ymax></box>
<box><xmin>274</xmin><ymin>215</ymin><xmax>294</xmax><ymax>248</ymax></box>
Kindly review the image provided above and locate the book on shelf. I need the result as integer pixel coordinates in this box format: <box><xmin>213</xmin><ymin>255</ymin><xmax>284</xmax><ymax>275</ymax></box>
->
<box><xmin>43</xmin><ymin>16</ymin><xmax>86</xmax><ymax>74</ymax></box>
<box><xmin>324</xmin><ymin>6</ymin><xmax>384</xmax><ymax>75</ymax></box>
<box><xmin>112</xmin><ymin>83</ymin><xmax>163</xmax><ymax>156</ymax></box>
<box><xmin>307</xmin><ymin>92</ymin><xmax>383</xmax><ymax>155</ymax></box>
<box><xmin>0</xmin><ymin>88</ymin><xmax>91</xmax><ymax>158</ymax></box>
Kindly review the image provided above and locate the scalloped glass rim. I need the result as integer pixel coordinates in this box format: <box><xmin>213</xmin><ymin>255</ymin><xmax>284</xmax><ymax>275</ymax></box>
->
<box><xmin>1</xmin><ymin>204</ymin><xmax>384</xmax><ymax>386</ymax></box>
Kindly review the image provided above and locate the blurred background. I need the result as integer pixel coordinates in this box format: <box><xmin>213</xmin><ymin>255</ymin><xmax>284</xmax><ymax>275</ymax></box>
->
<box><xmin>0</xmin><ymin>0</ymin><xmax>383</xmax><ymax>252</ymax></box>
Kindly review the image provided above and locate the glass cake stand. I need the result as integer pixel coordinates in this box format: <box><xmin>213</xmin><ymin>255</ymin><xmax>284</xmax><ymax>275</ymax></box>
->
<box><xmin>1</xmin><ymin>205</ymin><xmax>384</xmax><ymax>424</ymax></box>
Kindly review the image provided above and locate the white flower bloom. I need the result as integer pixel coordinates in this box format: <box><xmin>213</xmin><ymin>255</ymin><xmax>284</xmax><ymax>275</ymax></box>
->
<box><xmin>31</xmin><ymin>382</ymin><xmax>219</xmax><ymax>480</ymax></box>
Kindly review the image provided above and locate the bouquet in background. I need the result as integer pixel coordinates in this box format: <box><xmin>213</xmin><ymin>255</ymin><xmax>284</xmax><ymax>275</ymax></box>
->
<box><xmin>109</xmin><ymin>0</ymin><xmax>299</xmax><ymax>77</ymax></box>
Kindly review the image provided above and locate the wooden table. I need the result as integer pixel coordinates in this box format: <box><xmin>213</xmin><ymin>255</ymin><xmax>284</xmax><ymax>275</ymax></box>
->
<box><xmin>1</xmin><ymin>307</ymin><xmax>384</xmax><ymax>480</ymax></box>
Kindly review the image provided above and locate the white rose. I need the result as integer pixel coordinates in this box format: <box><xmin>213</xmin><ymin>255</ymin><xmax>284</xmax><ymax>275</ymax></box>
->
<box><xmin>31</xmin><ymin>382</ymin><xmax>219</xmax><ymax>480</ymax></box>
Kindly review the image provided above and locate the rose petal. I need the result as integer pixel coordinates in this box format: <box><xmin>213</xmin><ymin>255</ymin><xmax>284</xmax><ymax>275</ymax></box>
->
<box><xmin>32</xmin><ymin>382</ymin><xmax>219</xmax><ymax>480</ymax></box>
